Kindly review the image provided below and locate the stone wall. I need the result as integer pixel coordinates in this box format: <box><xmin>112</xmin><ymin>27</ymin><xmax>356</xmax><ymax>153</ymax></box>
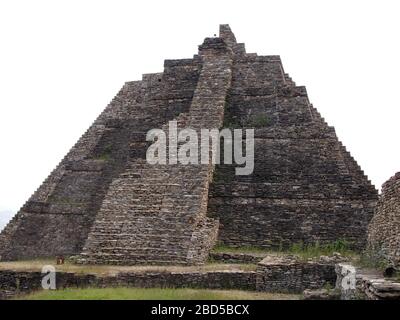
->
<box><xmin>368</xmin><ymin>172</ymin><xmax>400</xmax><ymax>266</ymax></box>
<box><xmin>207</xmin><ymin>27</ymin><xmax>378</xmax><ymax>250</ymax></box>
<box><xmin>0</xmin><ymin>255</ymin><xmax>339</xmax><ymax>299</ymax></box>
<box><xmin>3</xmin><ymin>262</ymin><xmax>399</xmax><ymax>300</ymax></box>
<box><xmin>256</xmin><ymin>256</ymin><xmax>337</xmax><ymax>294</ymax></box>
<box><xmin>0</xmin><ymin>269</ymin><xmax>256</xmax><ymax>300</ymax></box>
<box><xmin>209</xmin><ymin>252</ymin><xmax>265</xmax><ymax>264</ymax></box>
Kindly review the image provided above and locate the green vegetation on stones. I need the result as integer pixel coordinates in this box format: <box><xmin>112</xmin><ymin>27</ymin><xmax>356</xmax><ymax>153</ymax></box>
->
<box><xmin>50</xmin><ymin>197</ymin><xmax>83</xmax><ymax>205</ymax></box>
<box><xmin>250</xmin><ymin>114</ymin><xmax>269</xmax><ymax>127</ymax></box>
<box><xmin>212</xmin><ymin>169</ymin><xmax>234</xmax><ymax>183</ymax></box>
<box><xmin>286</xmin><ymin>239</ymin><xmax>356</xmax><ymax>260</ymax></box>
<box><xmin>95</xmin><ymin>143</ymin><xmax>113</xmax><ymax>161</ymax></box>
<box><xmin>96</xmin><ymin>153</ymin><xmax>111</xmax><ymax>161</ymax></box>
<box><xmin>223</xmin><ymin>118</ymin><xmax>239</xmax><ymax>129</ymax></box>
<box><xmin>355</xmin><ymin>249</ymin><xmax>390</xmax><ymax>270</ymax></box>
<box><xmin>212</xmin><ymin>240</ymin><xmax>358</xmax><ymax>260</ymax></box>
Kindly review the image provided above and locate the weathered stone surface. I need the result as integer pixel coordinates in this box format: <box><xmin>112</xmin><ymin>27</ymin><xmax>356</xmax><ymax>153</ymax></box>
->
<box><xmin>256</xmin><ymin>255</ymin><xmax>337</xmax><ymax>293</ymax></box>
<box><xmin>367</xmin><ymin>172</ymin><xmax>400</xmax><ymax>267</ymax></box>
<box><xmin>335</xmin><ymin>263</ymin><xmax>400</xmax><ymax>300</ymax></box>
<box><xmin>209</xmin><ymin>252</ymin><xmax>265</xmax><ymax>264</ymax></box>
<box><xmin>0</xmin><ymin>269</ymin><xmax>256</xmax><ymax>300</ymax></box>
<box><xmin>0</xmin><ymin>256</ymin><xmax>344</xmax><ymax>299</ymax></box>
<box><xmin>362</xmin><ymin>279</ymin><xmax>400</xmax><ymax>300</ymax></box>
<box><xmin>0</xmin><ymin>24</ymin><xmax>378</xmax><ymax>265</ymax></box>
<box><xmin>76</xmin><ymin>29</ymin><xmax>233</xmax><ymax>265</ymax></box>
<box><xmin>0</xmin><ymin>64</ymin><xmax>202</xmax><ymax>262</ymax></box>
<box><xmin>335</xmin><ymin>263</ymin><xmax>364</xmax><ymax>300</ymax></box>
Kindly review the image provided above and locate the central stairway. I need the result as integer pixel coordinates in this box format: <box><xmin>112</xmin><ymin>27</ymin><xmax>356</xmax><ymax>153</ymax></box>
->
<box><xmin>78</xmin><ymin>37</ymin><xmax>234</xmax><ymax>265</ymax></box>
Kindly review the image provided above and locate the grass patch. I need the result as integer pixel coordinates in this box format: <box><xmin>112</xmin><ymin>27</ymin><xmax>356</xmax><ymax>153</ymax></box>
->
<box><xmin>212</xmin><ymin>240</ymin><xmax>359</xmax><ymax>261</ymax></box>
<box><xmin>212</xmin><ymin>245</ymin><xmax>270</xmax><ymax>255</ymax></box>
<box><xmin>16</xmin><ymin>287</ymin><xmax>300</xmax><ymax>300</ymax></box>
<box><xmin>286</xmin><ymin>240</ymin><xmax>357</xmax><ymax>260</ymax></box>
<box><xmin>0</xmin><ymin>258</ymin><xmax>256</xmax><ymax>274</ymax></box>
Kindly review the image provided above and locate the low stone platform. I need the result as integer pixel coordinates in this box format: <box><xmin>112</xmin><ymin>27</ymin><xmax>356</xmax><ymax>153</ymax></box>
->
<box><xmin>0</xmin><ymin>269</ymin><xmax>257</xmax><ymax>300</ymax></box>
<box><xmin>5</xmin><ymin>259</ymin><xmax>399</xmax><ymax>300</ymax></box>
<box><xmin>209</xmin><ymin>252</ymin><xmax>265</xmax><ymax>264</ymax></box>
<box><xmin>0</xmin><ymin>254</ymin><xmax>349</xmax><ymax>299</ymax></box>
<box><xmin>256</xmin><ymin>255</ymin><xmax>338</xmax><ymax>294</ymax></box>
<box><xmin>0</xmin><ymin>260</ymin><xmax>259</xmax><ymax>299</ymax></box>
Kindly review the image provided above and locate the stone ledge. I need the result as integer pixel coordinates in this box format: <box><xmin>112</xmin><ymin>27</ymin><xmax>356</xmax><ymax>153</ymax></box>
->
<box><xmin>256</xmin><ymin>255</ymin><xmax>338</xmax><ymax>294</ymax></box>
<box><xmin>209</xmin><ymin>252</ymin><xmax>265</xmax><ymax>264</ymax></box>
<box><xmin>335</xmin><ymin>263</ymin><xmax>400</xmax><ymax>300</ymax></box>
<box><xmin>0</xmin><ymin>269</ymin><xmax>256</xmax><ymax>300</ymax></box>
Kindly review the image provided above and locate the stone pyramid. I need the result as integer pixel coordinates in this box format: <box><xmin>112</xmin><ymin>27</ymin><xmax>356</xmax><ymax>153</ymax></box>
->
<box><xmin>0</xmin><ymin>25</ymin><xmax>378</xmax><ymax>265</ymax></box>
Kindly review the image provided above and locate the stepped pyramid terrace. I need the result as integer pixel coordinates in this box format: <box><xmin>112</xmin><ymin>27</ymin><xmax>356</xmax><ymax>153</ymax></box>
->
<box><xmin>0</xmin><ymin>25</ymin><xmax>378</xmax><ymax>266</ymax></box>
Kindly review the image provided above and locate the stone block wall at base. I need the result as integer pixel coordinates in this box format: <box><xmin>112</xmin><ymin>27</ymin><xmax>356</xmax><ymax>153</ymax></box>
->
<box><xmin>255</xmin><ymin>255</ymin><xmax>337</xmax><ymax>294</ymax></box>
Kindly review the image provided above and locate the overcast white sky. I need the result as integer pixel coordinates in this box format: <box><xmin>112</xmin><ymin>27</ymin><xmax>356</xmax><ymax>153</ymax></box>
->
<box><xmin>0</xmin><ymin>0</ymin><xmax>399</xmax><ymax>224</ymax></box>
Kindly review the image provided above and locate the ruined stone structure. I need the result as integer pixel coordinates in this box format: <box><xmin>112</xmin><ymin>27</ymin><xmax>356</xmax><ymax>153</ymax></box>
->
<box><xmin>335</xmin><ymin>263</ymin><xmax>400</xmax><ymax>300</ymax></box>
<box><xmin>0</xmin><ymin>25</ymin><xmax>377</xmax><ymax>265</ymax></box>
<box><xmin>0</xmin><ymin>257</ymin><xmax>337</xmax><ymax>299</ymax></box>
<box><xmin>256</xmin><ymin>255</ymin><xmax>336</xmax><ymax>294</ymax></box>
<box><xmin>368</xmin><ymin>172</ymin><xmax>400</xmax><ymax>267</ymax></box>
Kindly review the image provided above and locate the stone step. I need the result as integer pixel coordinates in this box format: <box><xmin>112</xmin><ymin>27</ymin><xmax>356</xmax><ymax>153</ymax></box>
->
<box><xmin>78</xmin><ymin>41</ymin><xmax>231</xmax><ymax>265</ymax></box>
<box><xmin>86</xmin><ymin>231</ymin><xmax>194</xmax><ymax>240</ymax></box>
<box><xmin>78</xmin><ymin>256</ymin><xmax>190</xmax><ymax>265</ymax></box>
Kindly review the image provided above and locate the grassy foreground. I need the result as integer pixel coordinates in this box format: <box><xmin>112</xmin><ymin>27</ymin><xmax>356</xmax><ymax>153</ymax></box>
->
<box><xmin>17</xmin><ymin>288</ymin><xmax>300</xmax><ymax>300</ymax></box>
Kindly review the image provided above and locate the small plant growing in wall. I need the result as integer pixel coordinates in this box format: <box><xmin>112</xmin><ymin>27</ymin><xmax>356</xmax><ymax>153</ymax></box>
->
<box><xmin>250</xmin><ymin>114</ymin><xmax>269</xmax><ymax>127</ymax></box>
<box><xmin>97</xmin><ymin>153</ymin><xmax>111</xmax><ymax>161</ymax></box>
<box><xmin>96</xmin><ymin>143</ymin><xmax>113</xmax><ymax>161</ymax></box>
<box><xmin>223</xmin><ymin>116</ymin><xmax>239</xmax><ymax>129</ymax></box>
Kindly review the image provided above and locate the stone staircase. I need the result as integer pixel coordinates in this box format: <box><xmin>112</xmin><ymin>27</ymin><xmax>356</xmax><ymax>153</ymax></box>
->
<box><xmin>77</xmin><ymin>113</ymin><xmax>218</xmax><ymax>264</ymax></box>
<box><xmin>78</xmin><ymin>36</ymin><xmax>233</xmax><ymax>265</ymax></box>
<box><xmin>77</xmin><ymin>111</ymin><xmax>216</xmax><ymax>264</ymax></box>
<box><xmin>1</xmin><ymin>24</ymin><xmax>378</xmax><ymax>265</ymax></box>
